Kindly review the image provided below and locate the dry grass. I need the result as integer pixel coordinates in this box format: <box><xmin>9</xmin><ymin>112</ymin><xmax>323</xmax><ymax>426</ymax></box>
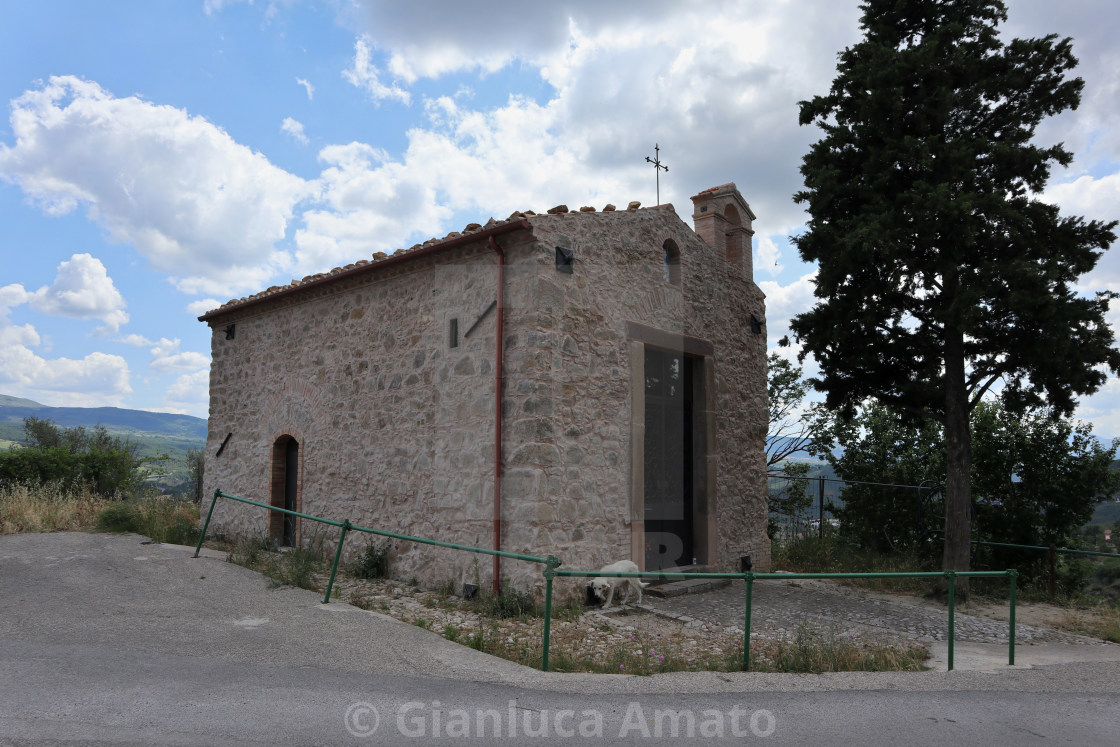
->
<box><xmin>0</xmin><ymin>481</ymin><xmax>109</xmax><ymax>533</ymax></box>
<box><xmin>1</xmin><ymin>480</ymin><xmax>200</xmax><ymax>545</ymax></box>
<box><xmin>1056</xmin><ymin>605</ymin><xmax>1120</xmax><ymax>644</ymax></box>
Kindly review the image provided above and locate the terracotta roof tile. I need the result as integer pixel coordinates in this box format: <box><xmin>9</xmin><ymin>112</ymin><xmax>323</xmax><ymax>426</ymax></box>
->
<box><xmin>205</xmin><ymin>198</ymin><xmax>652</xmax><ymax>314</ymax></box>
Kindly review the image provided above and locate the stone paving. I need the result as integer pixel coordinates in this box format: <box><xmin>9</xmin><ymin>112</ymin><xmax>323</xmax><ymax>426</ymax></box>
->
<box><xmin>639</xmin><ymin>577</ymin><xmax>1106</xmax><ymax>646</ymax></box>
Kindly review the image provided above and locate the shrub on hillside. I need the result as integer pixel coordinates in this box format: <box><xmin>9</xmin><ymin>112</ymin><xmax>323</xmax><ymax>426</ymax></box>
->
<box><xmin>0</xmin><ymin>418</ymin><xmax>141</xmax><ymax>498</ymax></box>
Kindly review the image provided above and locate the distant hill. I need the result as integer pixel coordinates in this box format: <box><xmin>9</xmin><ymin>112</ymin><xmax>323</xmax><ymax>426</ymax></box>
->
<box><xmin>1091</xmin><ymin>500</ymin><xmax>1120</xmax><ymax>527</ymax></box>
<box><xmin>0</xmin><ymin>394</ymin><xmax>44</xmax><ymax>408</ymax></box>
<box><xmin>0</xmin><ymin>399</ymin><xmax>206</xmax><ymax>440</ymax></box>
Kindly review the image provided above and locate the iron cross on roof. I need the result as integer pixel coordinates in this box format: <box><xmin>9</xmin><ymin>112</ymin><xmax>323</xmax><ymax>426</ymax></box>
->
<box><xmin>645</xmin><ymin>143</ymin><xmax>668</xmax><ymax>205</ymax></box>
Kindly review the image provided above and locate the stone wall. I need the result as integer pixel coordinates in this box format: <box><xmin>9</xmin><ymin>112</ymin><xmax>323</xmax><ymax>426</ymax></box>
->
<box><xmin>502</xmin><ymin>204</ymin><xmax>769</xmax><ymax>580</ymax></box>
<box><xmin>203</xmin><ymin>245</ymin><xmax>504</xmax><ymax>588</ymax></box>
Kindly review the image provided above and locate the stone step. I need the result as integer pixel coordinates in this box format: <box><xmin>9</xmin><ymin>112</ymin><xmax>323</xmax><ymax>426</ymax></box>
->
<box><xmin>645</xmin><ymin>571</ymin><xmax>732</xmax><ymax>598</ymax></box>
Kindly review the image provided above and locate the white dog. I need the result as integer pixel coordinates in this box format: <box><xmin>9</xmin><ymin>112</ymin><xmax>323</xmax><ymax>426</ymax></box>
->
<box><xmin>590</xmin><ymin>560</ymin><xmax>648</xmax><ymax>607</ymax></box>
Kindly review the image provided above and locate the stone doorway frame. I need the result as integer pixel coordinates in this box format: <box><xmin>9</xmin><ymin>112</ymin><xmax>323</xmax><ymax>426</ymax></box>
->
<box><xmin>626</xmin><ymin>322</ymin><xmax>717</xmax><ymax>571</ymax></box>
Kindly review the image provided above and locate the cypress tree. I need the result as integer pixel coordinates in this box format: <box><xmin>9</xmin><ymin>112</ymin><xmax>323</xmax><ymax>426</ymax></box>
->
<box><xmin>790</xmin><ymin>0</ymin><xmax>1120</xmax><ymax>595</ymax></box>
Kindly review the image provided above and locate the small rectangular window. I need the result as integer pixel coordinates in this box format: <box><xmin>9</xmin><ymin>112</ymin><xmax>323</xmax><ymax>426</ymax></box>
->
<box><xmin>555</xmin><ymin>246</ymin><xmax>574</xmax><ymax>274</ymax></box>
<box><xmin>449</xmin><ymin>318</ymin><xmax>459</xmax><ymax>348</ymax></box>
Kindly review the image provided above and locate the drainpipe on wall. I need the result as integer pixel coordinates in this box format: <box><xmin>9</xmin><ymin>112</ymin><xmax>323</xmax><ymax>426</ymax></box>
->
<box><xmin>489</xmin><ymin>235</ymin><xmax>505</xmax><ymax>595</ymax></box>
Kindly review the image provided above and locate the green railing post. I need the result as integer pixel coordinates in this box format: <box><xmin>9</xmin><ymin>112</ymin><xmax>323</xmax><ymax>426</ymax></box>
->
<box><xmin>323</xmin><ymin>520</ymin><xmax>351</xmax><ymax>604</ymax></box>
<box><xmin>946</xmin><ymin>570</ymin><xmax>956</xmax><ymax>672</ymax></box>
<box><xmin>1008</xmin><ymin>569</ymin><xmax>1017</xmax><ymax>666</ymax></box>
<box><xmin>541</xmin><ymin>556</ymin><xmax>561</xmax><ymax>672</ymax></box>
<box><xmin>743</xmin><ymin>571</ymin><xmax>754</xmax><ymax>671</ymax></box>
<box><xmin>193</xmin><ymin>489</ymin><xmax>221</xmax><ymax>558</ymax></box>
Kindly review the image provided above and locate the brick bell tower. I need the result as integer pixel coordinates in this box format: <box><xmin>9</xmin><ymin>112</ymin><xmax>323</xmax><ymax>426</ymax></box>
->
<box><xmin>690</xmin><ymin>183</ymin><xmax>757</xmax><ymax>279</ymax></box>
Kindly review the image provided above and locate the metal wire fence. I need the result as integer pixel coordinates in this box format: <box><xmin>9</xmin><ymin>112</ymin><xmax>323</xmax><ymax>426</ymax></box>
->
<box><xmin>194</xmin><ymin>488</ymin><xmax>1021</xmax><ymax>672</ymax></box>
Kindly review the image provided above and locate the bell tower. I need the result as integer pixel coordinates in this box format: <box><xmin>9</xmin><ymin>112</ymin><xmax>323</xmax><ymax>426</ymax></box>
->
<box><xmin>690</xmin><ymin>183</ymin><xmax>756</xmax><ymax>279</ymax></box>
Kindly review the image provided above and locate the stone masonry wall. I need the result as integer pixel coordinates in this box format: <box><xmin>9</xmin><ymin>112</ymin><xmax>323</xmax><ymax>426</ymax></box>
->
<box><xmin>498</xmin><ymin>205</ymin><xmax>769</xmax><ymax>594</ymax></box>
<box><xmin>203</xmin><ymin>245</ymin><xmax>505</xmax><ymax>589</ymax></box>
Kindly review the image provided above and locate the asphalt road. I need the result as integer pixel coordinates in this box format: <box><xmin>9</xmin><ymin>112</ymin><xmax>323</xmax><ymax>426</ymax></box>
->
<box><xmin>2</xmin><ymin>532</ymin><xmax>1119</xmax><ymax>746</ymax></box>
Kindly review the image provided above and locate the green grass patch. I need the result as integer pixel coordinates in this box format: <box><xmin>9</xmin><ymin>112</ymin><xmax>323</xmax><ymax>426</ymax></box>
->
<box><xmin>750</xmin><ymin>624</ymin><xmax>929</xmax><ymax>673</ymax></box>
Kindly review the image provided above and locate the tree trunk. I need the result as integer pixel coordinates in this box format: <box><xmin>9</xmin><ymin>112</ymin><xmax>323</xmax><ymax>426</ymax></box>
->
<box><xmin>942</xmin><ymin>326</ymin><xmax>972</xmax><ymax>601</ymax></box>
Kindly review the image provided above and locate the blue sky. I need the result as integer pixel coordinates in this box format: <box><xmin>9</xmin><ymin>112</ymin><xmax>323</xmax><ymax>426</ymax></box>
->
<box><xmin>2</xmin><ymin>1</ymin><xmax>1119</xmax><ymax>437</ymax></box>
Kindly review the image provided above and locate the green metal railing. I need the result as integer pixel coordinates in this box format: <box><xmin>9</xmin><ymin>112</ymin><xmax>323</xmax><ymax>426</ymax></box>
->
<box><xmin>193</xmin><ymin>489</ymin><xmax>560</xmax><ymax>606</ymax></box>
<box><xmin>973</xmin><ymin>540</ymin><xmax>1119</xmax><ymax>597</ymax></box>
<box><xmin>974</xmin><ymin>539</ymin><xmax>1120</xmax><ymax>559</ymax></box>
<box><xmin>548</xmin><ymin>568</ymin><xmax>1018</xmax><ymax>672</ymax></box>
<box><xmin>194</xmin><ymin>489</ymin><xmax>1019</xmax><ymax>673</ymax></box>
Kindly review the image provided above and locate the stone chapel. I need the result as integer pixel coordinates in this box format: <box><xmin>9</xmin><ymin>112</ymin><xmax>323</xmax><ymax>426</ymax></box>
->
<box><xmin>199</xmin><ymin>183</ymin><xmax>769</xmax><ymax>591</ymax></box>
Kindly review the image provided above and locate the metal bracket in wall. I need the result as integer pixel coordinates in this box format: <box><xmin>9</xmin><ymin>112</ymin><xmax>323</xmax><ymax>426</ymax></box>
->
<box><xmin>215</xmin><ymin>432</ymin><xmax>232</xmax><ymax>457</ymax></box>
<box><xmin>464</xmin><ymin>300</ymin><xmax>497</xmax><ymax>339</ymax></box>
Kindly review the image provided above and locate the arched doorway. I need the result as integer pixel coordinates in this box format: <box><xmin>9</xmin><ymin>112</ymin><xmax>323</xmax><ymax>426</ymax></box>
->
<box><xmin>270</xmin><ymin>435</ymin><xmax>300</xmax><ymax>546</ymax></box>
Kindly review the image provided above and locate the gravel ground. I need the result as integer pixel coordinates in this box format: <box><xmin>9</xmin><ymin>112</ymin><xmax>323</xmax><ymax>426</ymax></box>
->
<box><xmin>643</xmin><ymin>577</ymin><xmax>1104</xmax><ymax>645</ymax></box>
<box><xmin>322</xmin><ymin>574</ymin><xmax>745</xmax><ymax>671</ymax></box>
<box><xmin>315</xmin><ymin>570</ymin><xmax>1113</xmax><ymax>673</ymax></box>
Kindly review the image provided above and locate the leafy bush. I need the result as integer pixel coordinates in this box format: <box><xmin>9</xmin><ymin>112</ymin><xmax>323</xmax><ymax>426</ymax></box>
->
<box><xmin>0</xmin><ymin>418</ymin><xmax>142</xmax><ymax>498</ymax></box>
<box><xmin>137</xmin><ymin>496</ymin><xmax>200</xmax><ymax>544</ymax></box>
<box><xmin>93</xmin><ymin>496</ymin><xmax>200</xmax><ymax>542</ymax></box>
<box><xmin>470</xmin><ymin>582</ymin><xmax>541</xmax><ymax>619</ymax></box>
<box><xmin>228</xmin><ymin>534</ymin><xmax>273</xmax><ymax>567</ymax></box>
<box><xmin>266</xmin><ymin>536</ymin><xmax>327</xmax><ymax>590</ymax></box>
<box><xmin>351</xmin><ymin>539</ymin><xmax>392</xmax><ymax>579</ymax></box>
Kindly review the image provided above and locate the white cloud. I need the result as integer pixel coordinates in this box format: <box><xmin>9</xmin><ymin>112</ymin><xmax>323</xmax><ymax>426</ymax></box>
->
<box><xmin>0</xmin><ymin>76</ymin><xmax>312</xmax><ymax>297</ymax></box>
<box><xmin>23</xmin><ymin>253</ymin><xmax>129</xmax><ymax>334</ymax></box>
<box><xmin>343</xmin><ymin>36</ymin><xmax>411</xmax><ymax>104</ymax></box>
<box><xmin>0</xmin><ymin>330</ymin><xmax>131</xmax><ymax>406</ymax></box>
<box><xmin>165</xmin><ymin>369</ymin><xmax>210</xmax><ymax>412</ymax></box>
<box><xmin>296</xmin><ymin>77</ymin><xmax>315</xmax><ymax>100</ymax></box>
<box><xmin>0</xmin><ymin>284</ymin><xmax>31</xmax><ymax>314</ymax></box>
<box><xmin>3</xmin><ymin>254</ymin><xmax>128</xmax><ymax>335</ymax></box>
<box><xmin>149</xmin><ymin>337</ymin><xmax>209</xmax><ymax>371</ymax></box>
<box><xmin>330</xmin><ymin>2</ymin><xmax>863</xmax><ymax>240</ymax></box>
<box><xmin>0</xmin><ymin>278</ymin><xmax>131</xmax><ymax>405</ymax></box>
<box><xmin>758</xmin><ymin>271</ymin><xmax>817</xmax><ymax>346</ymax></box>
<box><xmin>756</xmin><ymin>235</ymin><xmax>783</xmax><ymax>277</ymax></box>
<box><xmin>281</xmin><ymin>116</ymin><xmax>309</xmax><ymax>145</ymax></box>
<box><xmin>116</xmin><ymin>333</ymin><xmax>154</xmax><ymax>346</ymax></box>
<box><xmin>1044</xmin><ymin>173</ymin><xmax>1120</xmax><ymax>225</ymax></box>
<box><xmin>1075</xmin><ymin>377</ymin><xmax>1120</xmax><ymax>439</ymax></box>
<box><xmin>203</xmin><ymin>0</ymin><xmax>234</xmax><ymax>15</ymax></box>
<box><xmin>356</xmin><ymin>1</ymin><xmax>684</xmax><ymax>82</ymax></box>
<box><xmin>186</xmin><ymin>298</ymin><xmax>223</xmax><ymax>316</ymax></box>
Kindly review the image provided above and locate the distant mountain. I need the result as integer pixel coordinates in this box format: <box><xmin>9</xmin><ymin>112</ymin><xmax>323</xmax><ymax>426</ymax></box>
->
<box><xmin>0</xmin><ymin>394</ymin><xmax>44</xmax><ymax>408</ymax></box>
<box><xmin>0</xmin><ymin>398</ymin><xmax>206</xmax><ymax>440</ymax></box>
